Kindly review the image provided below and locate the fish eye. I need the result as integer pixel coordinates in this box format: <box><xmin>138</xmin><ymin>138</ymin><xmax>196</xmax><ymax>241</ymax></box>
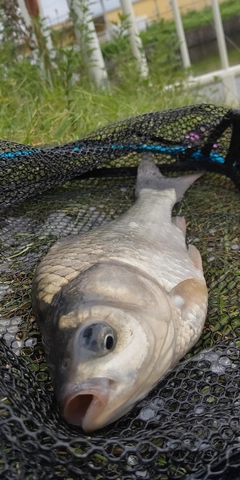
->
<box><xmin>78</xmin><ymin>322</ymin><xmax>117</xmax><ymax>357</ymax></box>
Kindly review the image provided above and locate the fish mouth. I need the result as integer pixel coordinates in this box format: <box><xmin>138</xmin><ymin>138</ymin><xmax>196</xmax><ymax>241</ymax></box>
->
<box><xmin>60</xmin><ymin>377</ymin><xmax>111</xmax><ymax>432</ymax></box>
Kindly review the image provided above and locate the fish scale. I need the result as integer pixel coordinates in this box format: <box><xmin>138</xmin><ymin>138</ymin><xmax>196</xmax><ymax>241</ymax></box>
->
<box><xmin>35</xmin><ymin>210</ymin><xmax>203</xmax><ymax>303</ymax></box>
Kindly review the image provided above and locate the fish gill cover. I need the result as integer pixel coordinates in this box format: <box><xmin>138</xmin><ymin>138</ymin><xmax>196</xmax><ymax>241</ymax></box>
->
<box><xmin>0</xmin><ymin>103</ymin><xmax>240</xmax><ymax>479</ymax></box>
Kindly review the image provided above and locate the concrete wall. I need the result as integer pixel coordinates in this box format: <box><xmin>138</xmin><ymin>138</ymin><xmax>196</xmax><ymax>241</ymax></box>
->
<box><xmin>186</xmin><ymin>15</ymin><xmax>240</xmax><ymax>62</ymax></box>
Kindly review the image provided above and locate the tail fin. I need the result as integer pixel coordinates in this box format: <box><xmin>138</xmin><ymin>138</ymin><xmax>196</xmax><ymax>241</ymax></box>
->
<box><xmin>136</xmin><ymin>153</ymin><xmax>203</xmax><ymax>202</ymax></box>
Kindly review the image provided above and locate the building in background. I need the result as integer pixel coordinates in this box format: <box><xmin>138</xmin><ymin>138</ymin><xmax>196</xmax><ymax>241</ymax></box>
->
<box><xmin>15</xmin><ymin>0</ymin><xmax>235</xmax><ymax>55</ymax></box>
<box><xmin>46</xmin><ymin>0</ymin><xmax>230</xmax><ymax>44</ymax></box>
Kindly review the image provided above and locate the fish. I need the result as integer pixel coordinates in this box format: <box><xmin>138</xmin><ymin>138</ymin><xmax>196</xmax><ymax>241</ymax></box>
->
<box><xmin>32</xmin><ymin>155</ymin><xmax>208</xmax><ymax>432</ymax></box>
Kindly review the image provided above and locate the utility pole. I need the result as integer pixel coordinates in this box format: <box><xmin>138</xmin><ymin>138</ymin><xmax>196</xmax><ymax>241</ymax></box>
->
<box><xmin>120</xmin><ymin>0</ymin><xmax>149</xmax><ymax>78</ymax></box>
<box><xmin>99</xmin><ymin>0</ymin><xmax>111</xmax><ymax>41</ymax></box>
<box><xmin>16</xmin><ymin>0</ymin><xmax>38</xmax><ymax>56</ymax></box>
<box><xmin>211</xmin><ymin>0</ymin><xmax>238</xmax><ymax>105</ymax></box>
<box><xmin>17</xmin><ymin>0</ymin><xmax>54</xmax><ymax>79</ymax></box>
<box><xmin>67</xmin><ymin>0</ymin><xmax>108</xmax><ymax>88</ymax></box>
<box><xmin>170</xmin><ymin>0</ymin><xmax>191</xmax><ymax>69</ymax></box>
<box><xmin>17</xmin><ymin>0</ymin><xmax>53</xmax><ymax>52</ymax></box>
<box><xmin>153</xmin><ymin>0</ymin><xmax>160</xmax><ymax>20</ymax></box>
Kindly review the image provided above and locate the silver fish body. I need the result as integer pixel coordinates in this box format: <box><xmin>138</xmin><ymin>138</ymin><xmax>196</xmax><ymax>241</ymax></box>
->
<box><xmin>32</xmin><ymin>156</ymin><xmax>208</xmax><ymax>432</ymax></box>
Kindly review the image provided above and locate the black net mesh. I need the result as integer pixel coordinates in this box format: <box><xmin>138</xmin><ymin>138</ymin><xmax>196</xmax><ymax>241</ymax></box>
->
<box><xmin>1</xmin><ymin>104</ymin><xmax>240</xmax><ymax>479</ymax></box>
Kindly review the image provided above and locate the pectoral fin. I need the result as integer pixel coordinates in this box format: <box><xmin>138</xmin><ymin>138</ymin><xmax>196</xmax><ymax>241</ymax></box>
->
<box><xmin>169</xmin><ymin>278</ymin><xmax>208</xmax><ymax>353</ymax></box>
<box><xmin>188</xmin><ymin>244</ymin><xmax>203</xmax><ymax>271</ymax></box>
<box><xmin>172</xmin><ymin>216</ymin><xmax>186</xmax><ymax>237</ymax></box>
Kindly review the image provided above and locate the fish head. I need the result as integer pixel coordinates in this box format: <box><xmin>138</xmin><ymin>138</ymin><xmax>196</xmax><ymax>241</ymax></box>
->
<box><xmin>42</xmin><ymin>262</ymin><xmax>174</xmax><ymax>432</ymax></box>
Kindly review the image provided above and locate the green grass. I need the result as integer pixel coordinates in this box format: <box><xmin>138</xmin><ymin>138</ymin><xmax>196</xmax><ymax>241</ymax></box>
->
<box><xmin>0</xmin><ymin>47</ymin><xmax>196</xmax><ymax>146</ymax></box>
<box><xmin>0</xmin><ymin>75</ymin><xmax>195</xmax><ymax>146</ymax></box>
<box><xmin>0</xmin><ymin>0</ymin><xmax>239</xmax><ymax>146</ymax></box>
